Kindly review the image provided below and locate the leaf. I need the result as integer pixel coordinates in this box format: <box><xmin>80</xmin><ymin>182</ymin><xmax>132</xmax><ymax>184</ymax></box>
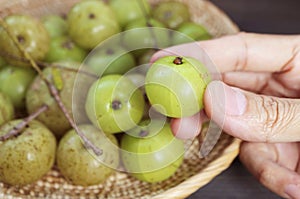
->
<box><xmin>51</xmin><ymin>68</ymin><xmax>63</xmax><ymax>91</ymax></box>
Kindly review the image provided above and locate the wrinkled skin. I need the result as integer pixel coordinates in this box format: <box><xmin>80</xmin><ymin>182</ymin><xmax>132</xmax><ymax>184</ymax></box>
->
<box><xmin>152</xmin><ymin>33</ymin><xmax>300</xmax><ymax>198</ymax></box>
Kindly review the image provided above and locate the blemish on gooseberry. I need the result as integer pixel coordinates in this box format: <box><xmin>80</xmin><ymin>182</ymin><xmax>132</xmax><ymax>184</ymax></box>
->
<box><xmin>111</xmin><ymin>100</ymin><xmax>122</xmax><ymax>110</ymax></box>
<box><xmin>62</xmin><ymin>41</ymin><xmax>74</xmax><ymax>50</ymax></box>
<box><xmin>88</xmin><ymin>13</ymin><xmax>96</xmax><ymax>19</ymax></box>
<box><xmin>164</xmin><ymin>11</ymin><xmax>172</xmax><ymax>19</ymax></box>
<box><xmin>60</xmin><ymin>13</ymin><xmax>67</xmax><ymax>20</ymax></box>
<box><xmin>146</xmin><ymin>21</ymin><xmax>153</xmax><ymax>27</ymax></box>
<box><xmin>17</xmin><ymin>35</ymin><xmax>25</xmax><ymax>44</ymax></box>
<box><xmin>139</xmin><ymin>130</ymin><xmax>149</xmax><ymax>137</ymax></box>
<box><xmin>106</xmin><ymin>48</ymin><xmax>114</xmax><ymax>55</ymax></box>
<box><xmin>173</xmin><ymin>57</ymin><xmax>183</xmax><ymax>65</ymax></box>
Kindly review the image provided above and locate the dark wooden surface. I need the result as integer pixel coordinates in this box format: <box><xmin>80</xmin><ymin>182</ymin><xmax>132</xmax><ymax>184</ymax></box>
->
<box><xmin>188</xmin><ymin>159</ymin><xmax>282</xmax><ymax>199</ymax></box>
<box><xmin>210</xmin><ymin>0</ymin><xmax>300</xmax><ymax>34</ymax></box>
<box><xmin>187</xmin><ymin>0</ymin><xmax>300</xmax><ymax>198</ymax></box>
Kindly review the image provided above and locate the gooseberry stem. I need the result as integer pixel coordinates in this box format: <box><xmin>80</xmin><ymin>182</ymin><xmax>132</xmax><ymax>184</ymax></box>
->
<box><xmin>0</xmin><ymin>104</ymin><xmax>49</xmax><ymax>142</ymax></box>
<box><xmin>173</xmin><ymin>57</ymin><xmax>183</xmax><ymax>65</ymax></box>
<box><xmin>0</xmin><ymin>17</ymin><xmax>102</xmax><ymax>156</ymax></box>
<box><xmin>0</xmin><ymin>50</ymin><xmax>30</xmax><ymax>64</ymax></box>
<box><xmin>137</xmin><ymin>0</ymin><xmax>159</xmax><ymax>49</ymax></box>
<box><xmin>47</xmin><ymin>83</ymin><xmax>103</xmax><ymax>156</ymax></box>
<box><xmin>0</xmin><ymin>51</ymin><xmax>98</xmax><ymax>79</ymax></box>
<box><xmin>111</xmin><ymin>100</ymin><xmax>122</xmax><ymax>110</ymax></box>
<box><xmin>45</xmin><ymin>63</ymin><xmax>98</xmax><ymax>79</ymax></box>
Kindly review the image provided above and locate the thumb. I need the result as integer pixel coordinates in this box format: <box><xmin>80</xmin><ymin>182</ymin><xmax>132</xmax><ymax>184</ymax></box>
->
<box><xmin>204</xmin><ymin>81</ymin><xmax>300</xmax><ymax>142</ymax></box>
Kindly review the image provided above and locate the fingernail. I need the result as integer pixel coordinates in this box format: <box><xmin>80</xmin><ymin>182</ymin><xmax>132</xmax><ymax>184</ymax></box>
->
<box><xmin>208</xmin><ymin>81</ymin><xmax>247</xmax><ymax>116</ymax></box>
<box><xmin>285</xmin><ymin>184</ymin><xmax>300</xmax><ymax>199</ymax></box>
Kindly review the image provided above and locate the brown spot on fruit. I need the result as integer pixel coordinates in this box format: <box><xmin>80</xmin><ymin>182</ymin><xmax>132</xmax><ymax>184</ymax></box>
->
<box><xmin>111</xmin><ymin>100</ymin><xmax>122</xmax><ymax>110</ymax></box>
<box><xmin>88</xmin><ymin>13</ymin><xmax>96</xmax><ymax>19</ymax></box>
<box><xmin>17</xmin><ymin>35</ymin><xmax>25</xmax><ymax>44</ymax></box>
<box><xmin>173</xmin><ymin>57</ymin><xmax>183</xmax><ymax>65</ymax></box>
<box><xmin>139</xmin><ymin>130</ymin><xmax>149</xmax><ymax>137</ymax></box>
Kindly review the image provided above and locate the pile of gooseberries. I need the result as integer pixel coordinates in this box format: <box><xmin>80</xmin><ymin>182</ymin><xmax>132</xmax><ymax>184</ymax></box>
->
<box><xmin>0</xmin><ymin>0</ymin><xmax>211</xmax><ymax>187</ymax></box>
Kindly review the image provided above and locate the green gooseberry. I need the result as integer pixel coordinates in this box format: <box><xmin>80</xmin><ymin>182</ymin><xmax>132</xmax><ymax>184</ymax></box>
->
<box><xmin>85</xmin><ymin>75</ymin><xmax>145</xmax><ymax>133</ymax></box>
<box><xmin>109</xmin><ymin>0</ymin><xmax>151</xmax><ymax>28</ymax></box>
<box><xmin>122</xmin><ymin>18</ymin><xmax>171</xmax><ymax>52</ymax></box>
<box><xmin>85</xmin><ymin>46</ymin><xmax>136</xmax><ymax>76</ymax></box>
<box><xmin>0</xmin><ymin>57</ymin><xmax>6</xmax><ymax>68</ymax></box>
<box><xmin>67</xmin><ymin>0</ymin><xmax>120</xmax><ymax>50</ymax></box>
<box><xmin>172</xmin><ymin>22</ymin><xmax>212</xmax><ymax>45</ymax></box>
<box><xmin>0</xmin><ymin>92</ymin><xmax>14</xmax><ymax>126</ymax></box>
<box><xmin>26</xmin><ymin>62</ymin><xmax>93</xmax><ymax>138</ymax></box>
<box><xmin>0</xmin><ymin>65</ymin><xmax>36</xmax><ymax>109</ymax></box>
<box><xmin>0</xmin><ymin>15</ymin><xmax>50</xmax><ymax>67</ymax></box>
<box><xmin>152</xmin><ymin>1</ymin><xmax>191</xmax><ymax>29</ymax></box>
<box><xmin>0</xmin><ymin>119</ymin><xmax>56</xmax><ymax>186</ymax></box>
<box><xmin>145</xmin><ymin>56</ymin><xmax>211</xmax><ymax>118</ymax></box>
<box><xmin>56</xmin><ymin>124</ymin><xmax>119</xmax><ymax>186</ymax></box>
<box><xmin>41</xmin><ymin>14</ymin><xmax>68</xmax><ymax>38</ymax></box>
<box><xmin>44</xmin><ymin>36</ymin><xmax>87</xmax><ymax>63</ymax></box>
<box><xmin>121</xmin><ymin>119</ymin><xmax>184</xmax><ymax>183</ymax></box>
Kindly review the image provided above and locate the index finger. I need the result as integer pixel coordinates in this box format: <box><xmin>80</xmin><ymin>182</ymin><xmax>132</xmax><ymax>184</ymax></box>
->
<box><xmin>151</xmin><ymin>32</ymin><xmax>300</xmax><ymax>73</ymax></box>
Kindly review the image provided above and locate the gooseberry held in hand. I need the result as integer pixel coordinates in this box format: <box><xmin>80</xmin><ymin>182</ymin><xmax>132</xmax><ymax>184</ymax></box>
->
<box><xmin>145</xmin><ymin>56</ymin><xmax>211</xmax><ymax>118</ymax></box>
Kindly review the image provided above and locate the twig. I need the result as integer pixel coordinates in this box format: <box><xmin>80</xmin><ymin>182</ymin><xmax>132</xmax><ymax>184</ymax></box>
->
<box><xmin>45</xmin><ymin>63</ymin><xmax>98</xmax><ymax>79</ymax></box>
<box><xmin>136</xmin><ymin>0</ymin><xmax>151</xmax><ymax>23</ymax></box>
<box><xmin>0</xmin><ymin>51</ymin><xmax>98</xmax><ymax>79</ymax></box>
<box><xmin>136</xmin><ymin>0</ymin><xmax>159</xmax><ymax>49</ymax></box>
<box><xmin>0</xmin><ymin>50</ymin><xmax>30</xmax><ymax>64</ymax></box>
<box><xmin>0</xmin><ymin>17</ymin><xmax>102</xmax><ymax>156</ymax></box>
<box><xmin>0</xmin><ymin>104</ymin><xmax>48</xmax><ymax>141</ymax></box>
<box><xmin>47</xmin><ymin>82</ymin><xmax>103</xmax><ymax>156</ymax></box>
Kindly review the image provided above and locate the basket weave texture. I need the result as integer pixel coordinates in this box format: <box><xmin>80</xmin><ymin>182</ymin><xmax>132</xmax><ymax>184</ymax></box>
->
<box><xmin>0</xmin><ymin>0</ymin><xmax>241</xmax><ymax>198</ymax></box>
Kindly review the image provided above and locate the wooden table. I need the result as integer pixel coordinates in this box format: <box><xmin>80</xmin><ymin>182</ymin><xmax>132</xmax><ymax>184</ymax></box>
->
<box><xmin>188</xmin><ymin>0</ymin><xmax>300</xmax><ymax>198</ymax></box>
<box><xmin>188</xmin><ymin>159</ymin><xmax>281</xmax><ymax>198</ymax></box>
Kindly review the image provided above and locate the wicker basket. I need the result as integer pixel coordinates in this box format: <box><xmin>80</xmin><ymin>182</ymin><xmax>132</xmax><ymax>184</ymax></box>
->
<box><xmin>0</xmin><ymin>0</ymin><xmax>241</xmax><ymax>198</ymax></box>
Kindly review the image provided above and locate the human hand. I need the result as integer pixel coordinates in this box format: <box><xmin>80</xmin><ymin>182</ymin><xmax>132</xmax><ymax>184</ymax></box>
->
<box><xmin>151</xmin><ymin>33</ymin><xmax>300</xmax><ymax>198</ymax></box>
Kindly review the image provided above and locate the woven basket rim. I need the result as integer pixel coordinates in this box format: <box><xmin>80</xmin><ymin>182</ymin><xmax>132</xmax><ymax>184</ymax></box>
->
<box><xmin>153</xmin><ymin>138</ymin><xmax>241</xmax><ymax>199</ymax></box>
